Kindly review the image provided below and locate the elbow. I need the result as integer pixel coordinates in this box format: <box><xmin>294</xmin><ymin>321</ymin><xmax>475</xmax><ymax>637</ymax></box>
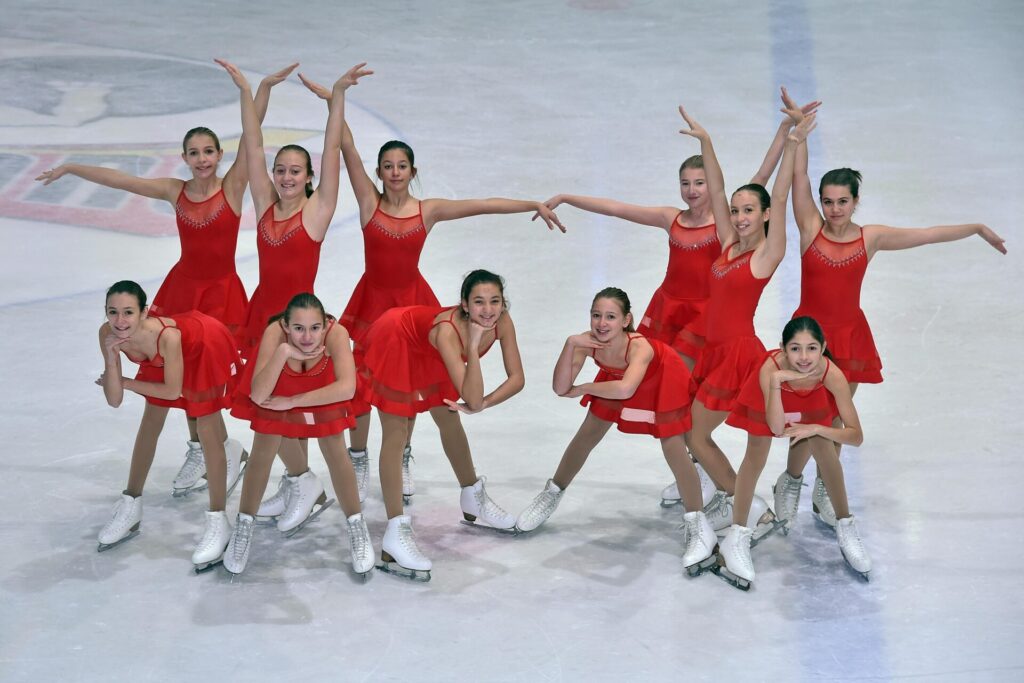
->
<box><xmin>614</xmin><ymin>383</ymin><xmax>639</xmax><ymax>401</ymax></box>
<box><xmin>509</xmin><ymin>374</ymin><xmax>525</xmax><ymax>396</ymax></box>
<box><xmin>339</xmin><ymin>379</ymin><xmax>357</xmax><ymax>402</ymax></box>
<box><xmin>465</xmin><ymin>396</ymin><xmax>485</xmax><ymax>412</ymax></box>
<box><xmin>106</xmin><ymin>396</ymin><xmax>122</xmax><ymax>409</ymax></box>
<box><xmin>849</xmin><ymin>430</ymin><xmax>864</xmax><ymax>448</ymax></box>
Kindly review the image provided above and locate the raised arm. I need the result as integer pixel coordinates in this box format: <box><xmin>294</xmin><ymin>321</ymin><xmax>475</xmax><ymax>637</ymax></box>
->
<box><xmin>216</xmin><ymin>59</ymin><xmax>276</xmax><ymax>216</ymax></box>
<box><xmin>780</xmin><ymin>87</ymin><xmax>825</xmax><ymax>247</ymax></box>
<box><xmin>678</xmin><ymin>106</ymin><xmax>732</xmax><ymax>247</ymax></box>
<box><xmin>750</xmin><ymin>92</ymin><xmax>821</xmax><ymax>186</ymax></box>
<box><xmin>222</xmin><ymin>62</ymin><xmax>299</xmax><ymax>206</ymax></box>
<box><xmin>422</xmin><ymin>197</ymin><xmax>566</xmax><ymax>233</ymax></box>
<box><xmin>544</xmin><ymin>194</ymin><xmax>678</xmax><ymax>231</ymax></box>
<box><xmin>36</xmin><ymin>163</ymin><xmax>181</xmax><ymax>203</ymax></box>
<box><xmin>864</xmin><ymin>222</ymin><xmax>1006</xmax><ymax>257</ymax></box>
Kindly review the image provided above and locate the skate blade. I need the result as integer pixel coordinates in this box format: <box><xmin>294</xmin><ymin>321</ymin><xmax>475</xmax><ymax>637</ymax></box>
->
<box><xmin>841</xmin><ymin>553</ymin><xmax>871</xmax><ymax>582</ymax></box>
<box><xmin>660</xmin><ymin>498</ymin><xmax>682</xmax><ymax>509</ymax></box>
<box><xmin>710</xmin><ymin>556</ymin><xmax>751</xmax><ymax>591</ymax></box>
<box><xmin>281</xmin><ymin>498</ymin><xmax>336</xmax><ymax>538</ymax></box>
<box><xmin>812</xmin><ymin>510</ymin><xmax>837</xmax><ymax>532</ymax></box>
<box><xmin>226</xmin><ymin>459</ymin><xmax>249</xmax><ymax>498</ymax></box>
<box><xmin>96</xmin><ymin>527</ymin><xmax>140</xmax><ymax>552</ymax></box>
<box><xmin>193</xmin><ymin>558</ymin><xmax>224</xmax><ymax>574</ymax></box>
<box><xmin>253</xmin><ymin>514</ymin><xmax>280</xmax><ymax>527</ymax></box>
<box><xmin>750</xmin><ymin>518</ymin><xmax>789</xmax><ymax>549</ymax></box>
<box><xmin>171</xmin><ymin>480</ymin><xmax>209</xmax><ymax>498</ymax></box>
<box><xmin>375</xmin><ymin>561</ymin><xmax>431</xmax><ymax>582</ymax></box>
<box><xmin>685</xmin><ymin>551</ymin><xmax>718</xmax><ymax>577</ymax></box>
<box><xmin>459</xmin><ymin>519</ymin><xmax>519</xmax><ymax>535</ymax></box>
<box><xmin>402</xmin><ymin>494</ymin><xmax>413</xmax><ymax>505</ymax></box>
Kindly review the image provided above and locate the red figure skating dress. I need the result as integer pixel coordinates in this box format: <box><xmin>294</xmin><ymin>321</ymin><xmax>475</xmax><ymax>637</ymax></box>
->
<box><xmin>792</xmin><ymin>228</ymin><xmax>882</xmax><ymax>383</ymax></box>
<box><xmin>726</xmin><ymin>350</ymin><xmax>839</xmax><ymax>437</ymax></box>
<box><xmin>581</xmin><ymin>334</ymin><xmax>693</xmax><ymax>437</ymax></box>
<box><xmin>128</xmin><ymin>311</ymin><xmax>241</xmax><ymax>417</ymax></box>
<box><xmin>341</xmin><ymin>201</ymin><xmax>439</xmax><ymax>366</ymax></box>
<box><xmin>231</xmin><ymin>318</ymin><xmax>357</xmax><ymax>438</ymax></box>
<box><xmin>690</xmin><ymin>246</ymin><xmax>771</xmax><ymax>411</ymax></box>
<box><xmin>237</xmin><ymin>207</ymin><xmax>322</xmax><ymax>360</ymax></box>
<box><xmin>149</xmin><ymin>187</ymin><xmax>248</xmax><ymax>333</ymax></box>
<box><xmin>359</xmin><ymin>306</ymin><xmax>496</xmax><ymax>418</ymax></box>
<box><xmin>637</xmin><ymin>218</ymin><xmax>719</xmax><ymax>359</ymax></box>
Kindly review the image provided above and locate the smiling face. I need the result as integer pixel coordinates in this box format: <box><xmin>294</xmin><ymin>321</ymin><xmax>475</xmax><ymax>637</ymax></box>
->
<box><xmin>181</xmin><ymin>132</ymin><xmax>223</xmax><ymax>181</ymax></box>
<box><xmin>282</xmin><ymin>306</ymin><xmax>327</xmax><ymax>353</ymax></box>
<box><xmin>679</xmin><ymin>167</ymin><xmax>708</xmax><ymax>210</ymax></box>
<box><xmin>376</xmin><ymin>148</ymin><xmax>415</xmax><ymax>194</ymax></box>
<box><xmin>590</xmin><ymin>297</ymin><xmax>631</xmax><ymax>343</ymax></box>
<box><xmin>273</xmin><ymin>148</ymin><xmax>312</xmax><ymax>200</ymax></box>
<box><xmin>782</xmin><ymin>330</ymin><xmax>825</xmax><ymax>375</ymax></box>
<box><xmin>820</xmin><ymin>184</ymin><xmax>858</xmax><ymax>229</ymax></box>
<box><xmin>462</xmin><ymin>282</ymin><xmax>504</xmax><ymax>328</ymax></box>
<box><xmin>105</xmin><ymin>292</ymin><xmax>146</xmax><ymax>339</ymax></box>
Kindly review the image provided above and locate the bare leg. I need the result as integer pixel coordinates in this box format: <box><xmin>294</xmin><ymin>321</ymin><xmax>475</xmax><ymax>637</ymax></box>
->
<box><xmin>187</xmin><ymin>416</ymin><xmax>199</xmax><ymax>442</ymax></box>
<box><xmin>551</xmin><ymin>412</ymin><xmax>614</xmax><ymax>489</ymax></box>
<box><xmin>732</xmin><ymin>435</ymin><xmax>773</xmax><ymax>524</ymax></box>
<box><xmin>660</xmin><ymin>434</ymin><xmax>702</xmax><ymax>510</ymax></box>
<box><xmin>277</xmin><ymin>438</ymin><xmax>307</xmax><ymax>476</ymax></box>
<box><xmin>124</xmin><ymin>403</ymin><xmax>170</xmax><ymax>496</ymax></box>
<box><xmin>379</xmin><ymin>411</ymin><xmax>411</xmax><ymax>519</ymax></box>
<box><xmin>808</xmin><ymin>435</ymin><xmax>850</xmax><ymax>519</ymax></box>
<box><xmin>428</xmin><ymin>406</ymin><xmax>477</xmax><ymax>487</ymax></box>
<box><xmin>319</xmin><ymin>434</ymin><xmax>361</xmax><ymax>517</ymax></box>
<box><xmin>237</xmin><ymin>432</ymin><xmax>283</xmax><ymax>515</ymax></box>
<box><xmin>196</xmin><ymin>412</ymin><xmax>228</xmax><ymax>511</ymax></box>
<box><xmin>688</xmin><ymin>400</ymin><xmax>735</xmax><ymax>494</ymax></box>
<box><xmin>350</xmin><ymin>411</ymin><xmax>371</xmax><ymax>451</ymax></box>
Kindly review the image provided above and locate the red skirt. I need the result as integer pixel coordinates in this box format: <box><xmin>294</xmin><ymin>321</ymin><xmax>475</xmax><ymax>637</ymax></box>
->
<box><xmin>637</xmin><ymin>288</ymin><xmax>708</xmax><ymax>360</ymax></box>
<box><xmin>149</xmin><ymin>266</ymin><xmax>248</xmax><ymax>336</ymax></box>
<box><xmin>341</xmin><ymin>273</ymin><xmax>439</xmax><ymax>368</ymax></box>
<box><xmin>725</xmin><ymin>367</ymin><xmax>838</xmax><ymax>437</ymax></box>
<box><xmin>135</xmin><ymin>312</ymin><xmax>240</xmax><ymax>418</ymax></box>
<box><xmin>793</xmin><ymin>307</ymin><xmax>882</xmax><ymax>384</ymax></box>
<box><xmin>690</xmin><ymin>335</ymin><xmax>766</xmax><ymax>412</ymax></box>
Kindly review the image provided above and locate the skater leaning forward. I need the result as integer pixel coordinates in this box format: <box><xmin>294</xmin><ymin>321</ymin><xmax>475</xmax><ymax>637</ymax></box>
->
<box><xmin>515</xmin><ymin>288</ymin><xmax>719</xmax><ymax>577</ymax></box>
<box><xmin>97</xmin><ymin>281</ymin><xmax>242</xmax><ymax>571</ymax></box>
<box><xmin>359</xmin><ymin>269</ymin><xmax>524</xmax><ymax>581</ymax></box>
<box><xmin>718</xmin><ymin>316</ymin><xmax>868</xmax><ymax>590</ymax></box>
<box><xmin>228</xmin><ymin>293</ymin><xmax>373</xmax><ymax>577</ymax></box>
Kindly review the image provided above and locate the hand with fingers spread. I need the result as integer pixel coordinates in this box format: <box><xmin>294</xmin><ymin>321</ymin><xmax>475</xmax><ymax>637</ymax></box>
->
<box><xmin>787</xmin><ymin>113</ymin><xmax>817</xmax><ymax>144</ymax></box>
<box><xmin>677</xmin><ymin>105</ymin><xmax>710</xmax><ymax>143</ymax></box>
<box><xmin>779</xmin><ymin>86</ymin><xmax>821</xmax><ymax>126</ymax></box>
<box><xmin>333</xmin><ymin>62</ymin><xmax>374</xmax><ymax>93</ymax></box>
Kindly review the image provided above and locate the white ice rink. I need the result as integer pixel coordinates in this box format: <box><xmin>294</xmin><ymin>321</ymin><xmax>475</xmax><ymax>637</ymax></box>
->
<box><xmin>1</xmin><ymin>1</ymin><xmax>1022</xmax><ymax>681</ymax></box>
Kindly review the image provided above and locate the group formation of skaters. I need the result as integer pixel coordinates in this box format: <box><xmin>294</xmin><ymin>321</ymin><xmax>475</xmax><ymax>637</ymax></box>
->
<box><xmin>41</xmin><ymin>61</ymin><xmax>1006</xmax><ymax>589</ymax></box>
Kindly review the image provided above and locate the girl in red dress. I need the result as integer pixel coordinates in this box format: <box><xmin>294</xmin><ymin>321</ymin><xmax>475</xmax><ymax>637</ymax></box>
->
<box><xmin>226</xmin><ymin>293</ymin><xmax>372</xmax><ymax>576</ymax></box>
<box><xmin>359</xmin><ymin>270</ymin><xmax>524</xmax><ymax>581</ymax></box>
<box><xmin>96</xmin><ymin>281</ymin><xmax>240</xmax><ymax>571</ymax></box>
<box><xmin>37</xmin><ymin>65</ymin><xmax>294</xmax><ymax>496</ymax></box>
<box><xmin>774</xmin><ymin>88</ymin><xmax>1007</xmax><ymax>528</ymax></box>
<box><xmin>717</xmin><ymin>316</ymin><xmax>867</xmax><ymax>589</ymax></box>
<box><xmin>218</xmin><ymin>59</ymin><xmax>372</xmax><ymax>527</ymax></box>
<box><xmin>515</xmin><ymin>288</ymin><xmax>718</xmax><ymax>576</ymax></box>
<box><xmin>676</xmin><ymin>106</ymin><xmax>815</xmax><ymax>535</ymax></box>
<box><xmin>292</xmin><ymin>71</ymin><xmax>565</xmax><ymax>506</ymax></box>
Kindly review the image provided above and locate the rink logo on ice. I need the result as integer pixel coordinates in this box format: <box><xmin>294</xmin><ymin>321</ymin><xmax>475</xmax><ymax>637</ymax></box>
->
<box><xmin>0</xmin><ymin>40</ymin><xmax>363</xmax><ymax>235</ymax></box>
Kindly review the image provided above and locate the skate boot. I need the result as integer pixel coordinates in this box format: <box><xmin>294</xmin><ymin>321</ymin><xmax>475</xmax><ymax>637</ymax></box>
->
<box><xmin>773</xmin><ymin>470</ymin><xmax>804</xmax><ymax>527</ymax></box>
<box><xmin>748</xmin><ymin>494</ymin><xmax>787</xmax><ymax>548</ymax></box>
<box><xmin>702</xmin><ymin>490</ymin><xmax>733</xmax><ymax>531</ymax></box>
<box><xmin>346</xmin><ymin>512</ymin><xmax>375</xmax><ymax>578</ymax></box>
<box><xmin>224</xmin><ymin>513</ymin><xmax>255</xmax><ymax>575</ymax></box>
<box><xmin>377</xmin><ymin>514</ymin><xmax>432</xmax><ymax>582</ymax></box>
<box><xmin>812</xmin><ymin>476</ymin><xmax>837</xmax><ymax>529</ymax></box>
<box><xmin>836</xmin><ymin>515</ymin><xmax>871</xmax><ymax>581</ymax></box>
<box><xmin>255</xmin><ymin>474</ymin><xmax>291</xmax><ymax>524</ymax></box>
<box><xmin>172</xmin><ymin>440</ymin><xmax>208</xmax><ymax>498</ymax></box>
<box><xmin>681</xmin><ymin>510</ymin><xmax>718</xmax><ymax>577</ymax></box>
<box><xmin>97</xmin><ymin>493</ymin><xmax>142</xmax><ymax>551</ymax></box>
<box><xmin>660</xmin><ymin>461</ymin><xmax>716</xmax><ymax>509</ymax></box>
<box><xmin>402</xmin><ymin>445</ymin><xmax>415</xmax><ymax>504</ymax></box>
<box><xmin>460</xmin><ymin>476</ymin><xmax>517</xmax><ymax>532</ymax></box>
<box><xmin>714</xmin><ymin>524</ymin><xmax>754</xmax><ymax>591</ymax></box>
<box><xmin>225</xmin><ymin>438</ymin><xmax>249</xmax><ymax>497</ymax></box>
<box><xmin>348</xmin><ymin>448</ymin><xmax>369</xmax><ymax>503</ymax></box>
<box><xmin>515</xmin><ymin>479</ymin><xmax>565</xmax><ymax>533</ymax></box>
<box><xmin>277</xmin><ymin>470</ymin><xmax>335</xmax><ymax>537</ymax></box>
<box><xmin>192</xmin><ymin>510</ymin><xmax>232</xmax><ymax>573</ymax></box>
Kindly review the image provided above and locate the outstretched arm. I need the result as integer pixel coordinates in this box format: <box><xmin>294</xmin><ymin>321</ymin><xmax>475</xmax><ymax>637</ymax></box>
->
<box><xmin>865</xmin><ymin>223</ymin><xmax>1006</xmax><ymax>257</ymax></box>
<box><xmin>423</xmin><ymin>197</ymin><xmax>566</xmax><ymax>233</ymax></box>
<box><xmin>216</xmin><ymin>59</ymin><xmax>276</xmax><ymax>217</ymax></box>
<box><xmin>36</xmin><ymin>164</ymin><xmax>180</xmax><ymax>203</ymax></box>
<box><xmin>678</xmin><ymin>106</ymin><xmax>732</xmax><ymax>247</ymax></box>
<box><xmin>543</xmin><ymin>194</ymin><xmax>678</xmax><ymax>231</ymax></box>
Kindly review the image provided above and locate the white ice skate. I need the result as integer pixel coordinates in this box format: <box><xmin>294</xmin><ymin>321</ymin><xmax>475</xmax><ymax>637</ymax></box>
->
<box><xmin>224</xmin><ymin>513</ymin><xmax>255</xmax><ymax>575</ymax></box>
<box><xmin>346</xmin><ymin>512</ymin><xmax>375</xmax><ymax>578</ymax></box>
<box><xmin>277</xmin><ymin>470</ymin><xmax>335</xmax><ymax>537</ymax></box>
<box><xmin>255</xmin><ymin>474</ymin><xmax>291</xmax><ymax>524</ymax></box>
<box><xmin>402</xmin><ymin>445</ymin><xmax>415</xmax><ymax>504</ymax></box>
<box><xmin>460</xmin><ymin>476</ymin><xmax>517</xmax><ymax>533</ymax></box>
<box><xmin>377</xmin><ymin>514</ymin><xmax>431</xmax><ymax>582</ymax></box>
<box><xmin>660</xmin><ymin>461</ymin><xmax>716</xmax><ymax>509</ymax></box>
<box><xmin>681</xmin><ymin>510</ymin><xmax>718</xmax><ymax>577</ymax></box>
<box><xmin>348</xmin><ymin>448</ymin><xmax>369</xmax><ymax>503</ymax></box>
<box><xmin>192</xmin><ymin>510</ymin><xmax>232</xmax><ymax>573</ymax></box>
<box><xmin>773</xmin><ymin>470</ymin><xmax>804</xmax><ymax>527</ymax></box>
<box><xmin>704</xmin><ymin>493</ymin><xmax>786</xmax><ymax>548</ymax></box>
<box><xmin>172</xmin><ymin>440</ymin><xmax>207</xmax><ymax>498</ymax></box>
<box><xmin>97</xmin><ymin>493</ymin><xmax>142</xmax><ymax>552</ymax></box>
<box><xmin>836</xmin><ymin>515</ymin><xmax>871</xmax><ymax>581</ymax></box>
<box><xmin>515</xmin><ymin>479</ymin><xmax>565</xmax><ymax>533</ymax></box>
<box><xmin>714</xmin><ymin>524</ymin><xmax>754</xmax><ymax>591</ymax></box>
<box><xmin>812</xmin><ymin>476</ymin><xmax>837</xmax><ymax>529</ymax></box>
<box><xmin>225</xmin><ymin>438</ymin><xmax>248</xmax><ymax>498</ymax></box>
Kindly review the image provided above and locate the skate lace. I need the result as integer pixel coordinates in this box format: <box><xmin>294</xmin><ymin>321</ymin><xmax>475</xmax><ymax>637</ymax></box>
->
<box><xmin>839</xmin><ymin>520</ymin><xmax>865</xmax><ymax>554</ymax></box>
<box><xmin>197</xmin><ymin>516</ymin><xmax>225</xmax><ymax>553</ymax></box>
<box><xmin>475</xmin><ymin>485</ymin><xmax>512</xmax><ymax>521</ymax></box>
<box><xmin>706</xmin><ymin>492</ymin><xmax>732</xmax><ymax>524</ymax></box>
<box><xmin>177</xmin><ymin>445</ymin><xmax>206</xmax><ymax>483</ymax></box>
<box><xmin>526</xmin><ymin>489</ymin><xmax>561</xmax><ymax>523</ymax></box>
<box><xmin>232</xmin><ymin>517</ymin><xmax>254</xmax><ymax>562</ymax></box>
<box><xmin>398</xmin><ymin>521</ymin><xmax>427</xmax><ymax>562</ymax></box>
<box><xmin>732</xmin><ymin>530</ymin><xmax>754</xmax><ymax>572</ymax></box>
<box><xmin>814</xmin><ymin>478</ymin><xmax>834</xmax><ymax>514</ymax></box>
<box><xmin>106</xmin><ymin>497</ymin><xmax>133</xmax><ymax>529</ymax></box>
<box><xmin>348</xmin><ymin>519</ymin><xmax>370</xmax><ymax>558</ymax></box>
<box><xmin>402</xmin><ymin>451</ymin><xmax>414</xmax><ymax>483</ymax></box>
